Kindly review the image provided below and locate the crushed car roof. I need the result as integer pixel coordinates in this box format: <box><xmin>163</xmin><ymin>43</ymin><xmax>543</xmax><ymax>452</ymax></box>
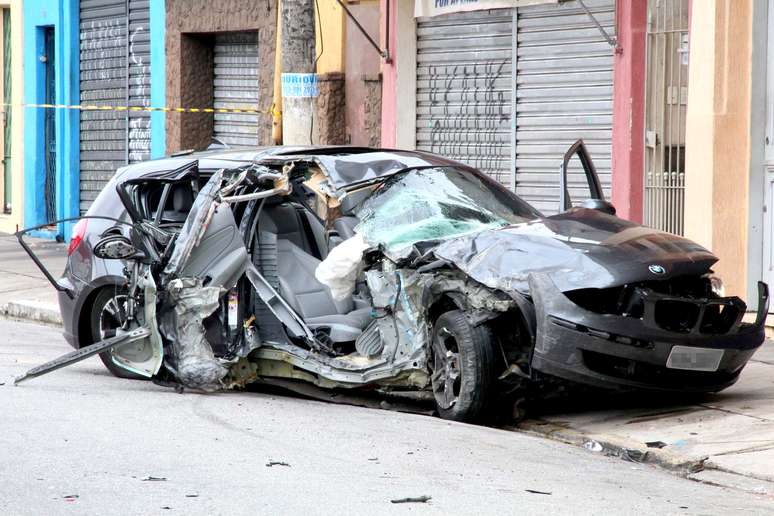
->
<box><xmin>113</xmin><ymin>146</ymin><xmax>463</xmax><ymax>188</ymax></box>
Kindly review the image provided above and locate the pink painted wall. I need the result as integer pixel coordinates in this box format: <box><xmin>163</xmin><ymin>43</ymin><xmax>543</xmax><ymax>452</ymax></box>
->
<box><xmin>344</xmin><ymin>1</ymin><xmax>381</xmax><ymax>146</ymax></box>
<box><xmin>611</xmin><ymin>0</ymin><xmax>647</xmax><ymax>223</ymax></box>
<box><xmin>379</xmin><ymin>0</ymin><xmax>397</xmax><ymax>147</ymax></box>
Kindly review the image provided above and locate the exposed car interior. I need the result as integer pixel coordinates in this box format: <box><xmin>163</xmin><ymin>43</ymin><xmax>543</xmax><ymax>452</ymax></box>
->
<box><xmin>253</xmin><ymin>186</ymin><xmax>375</xmax><ymax>344</ymax></box>
<box><xmin>143</xmin><ymin>181</ymin><xmax>197</xmax><ymax>226</ymax></box>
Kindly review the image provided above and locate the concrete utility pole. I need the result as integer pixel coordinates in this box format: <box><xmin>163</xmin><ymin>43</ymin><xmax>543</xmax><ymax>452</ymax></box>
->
<box><xmin>281</xmin><ymin>0</ymin><xmax>317</xmax><ymax>145</ymax></box>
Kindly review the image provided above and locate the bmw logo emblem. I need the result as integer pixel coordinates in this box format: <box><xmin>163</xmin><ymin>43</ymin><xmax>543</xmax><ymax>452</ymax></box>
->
<box><xmin>649</xmin><ymin>264</ymin><xmax>666</xmax><ymax>275</ymax></box>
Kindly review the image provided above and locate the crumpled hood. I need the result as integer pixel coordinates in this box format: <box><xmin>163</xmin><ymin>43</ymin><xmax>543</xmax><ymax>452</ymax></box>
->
<box><xmin>432</xmin><ymin>208</ymin><xmax>717</xmax><ymax>294</ymax></box>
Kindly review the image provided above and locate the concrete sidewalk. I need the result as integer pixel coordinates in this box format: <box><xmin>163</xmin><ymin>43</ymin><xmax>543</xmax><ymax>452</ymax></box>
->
<box><xmin>517</xmin><ymin>342</ymin><xmax>774</xmax><ymax>495</ymax></box>
<box><xmin>2</xmin><ymin>231</ymin><xmax>774</xmax><ymax>496</ymax></box>
<box><xmin>0</xmin><ymin>232</ymin><xmax>66</xmax><ymax>325</ymax></box>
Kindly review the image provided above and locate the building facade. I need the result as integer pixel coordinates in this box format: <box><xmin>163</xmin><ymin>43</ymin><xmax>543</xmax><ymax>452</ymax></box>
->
<box><xmin>0</xmin><ymin>0</ymin><xmax>23</xmax><ymax>235</ymax></box>
<box><xmin>22</xmin><ymin>0</ymin><xmax>165</xmax><ymax>239</ymax></box>
<box><xmin>164</xmin><ymin>0</ymin><xmax>276</xmax><ymax>153</ymax></box>
<box><xmin>381</xmin><ymin>0</ymin><xmax>622</xmax><ymax>216</ymax></box>
<box><xmin>378</xmin><ymin>0</ymin><xmax>774</xmax><ymax>310</ymax></box>
<box><xmin>377</xmin><ymin>0</ymin><xmax>690</xmax><ymax>229</ymax></box>
<box><xmin>16</xmin><ymin>0</ymin><xmax>364</xmax><ymax>240</ymax></box>
<box><xmin>682</xmin><ymin>0</ymin><xmax>773</xmax><ymax>307</ymax></box>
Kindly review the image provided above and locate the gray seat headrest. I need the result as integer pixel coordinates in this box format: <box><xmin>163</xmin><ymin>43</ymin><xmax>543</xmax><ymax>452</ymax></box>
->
<box><xmin>172</xmin><ymin>185</ymin><xmax>193</xmax><ymax>212</ymax></box>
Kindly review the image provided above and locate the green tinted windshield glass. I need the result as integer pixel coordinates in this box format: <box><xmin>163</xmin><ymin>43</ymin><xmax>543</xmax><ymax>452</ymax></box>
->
<box><xmin>355</xmin><ymin>167</ymin><xmax>540</xmax><ymax>253</ymax></box>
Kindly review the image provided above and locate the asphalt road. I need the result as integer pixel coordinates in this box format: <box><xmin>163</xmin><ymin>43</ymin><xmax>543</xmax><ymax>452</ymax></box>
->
<box><xmin>1</xmin><ymin>319</ymin><xmax>773</xmax><ymax>515</ymax></box>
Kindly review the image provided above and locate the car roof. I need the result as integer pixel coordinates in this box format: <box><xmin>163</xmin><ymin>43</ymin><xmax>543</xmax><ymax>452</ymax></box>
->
<box><xmin>113</xmin><ymin>146</ymin><xmax>466</xmax><ymax>188</ymax></box>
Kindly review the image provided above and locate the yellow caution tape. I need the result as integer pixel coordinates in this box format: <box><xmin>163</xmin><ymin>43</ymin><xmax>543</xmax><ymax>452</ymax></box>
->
<box><xmin>1</xmin><ymin>102</ymin><xmax>273</xmax><ymax>116</ymax></box>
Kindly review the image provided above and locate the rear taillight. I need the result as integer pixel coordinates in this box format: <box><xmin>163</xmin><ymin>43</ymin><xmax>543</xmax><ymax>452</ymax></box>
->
<box><xmin>67</xmin><ymin>219</ymin><xmax>89</xmax><ymax>256</ymax></box>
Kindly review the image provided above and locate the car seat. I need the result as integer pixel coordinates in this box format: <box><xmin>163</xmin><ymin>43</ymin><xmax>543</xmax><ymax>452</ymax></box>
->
<box><xmin>256</xmin><ymin>200</ymin><xmax>371</xmax><ymax>342</ymax></box>
<box><xmin>275</xmin><ymin>239</ymin><xmax>371</xmax><ymax>343</ymax></box>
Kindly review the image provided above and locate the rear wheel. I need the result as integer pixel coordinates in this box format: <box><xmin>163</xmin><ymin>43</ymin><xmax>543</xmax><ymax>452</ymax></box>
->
<box><xmin>89</xmin><ymin>287</ymin><xmax>147</xmax><ymax>380</ymax></box>
<box><xmin>430</xmin><ymin>310</ymin><xmax>496</xmax><ymax>423</ymax></box>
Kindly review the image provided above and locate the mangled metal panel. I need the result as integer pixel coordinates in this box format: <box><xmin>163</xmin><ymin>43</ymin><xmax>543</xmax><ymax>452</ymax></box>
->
<box><xmin>433</xmin><ymin>209</ymin><xmax>718</xmax><ymax>294</ymax></box>
<box><xmin>306</xmin><ymin>151</ymin><xmax>458</xmax><ymax>189</ymax></box>
<box><xmin>158</xmin><ymin>278</ymin><xmax>229</xmax><ymax>391</ymax></box>
<box><xmin>163</xmin><ymin>170</ymin><xmax>224</xmax><ymax>279</ymax></box>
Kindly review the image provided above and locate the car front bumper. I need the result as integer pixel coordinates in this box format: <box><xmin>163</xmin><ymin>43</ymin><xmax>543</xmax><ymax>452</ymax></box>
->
<box><xmin>528</xmin><ymin>274</ymin><xmax>769</xmax><ymax>393</ymax></box>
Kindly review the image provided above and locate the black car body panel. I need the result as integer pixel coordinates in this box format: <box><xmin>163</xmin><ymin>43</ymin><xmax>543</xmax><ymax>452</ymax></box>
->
<box><xmin>529</xmin><ymin>273</ymin><xmax>767</xmax><ymax>392</ymax></box>
<box><xmin>433</xmin><ymin>208</ymin><xmax>718</xmax><ymax>294</ymax></box>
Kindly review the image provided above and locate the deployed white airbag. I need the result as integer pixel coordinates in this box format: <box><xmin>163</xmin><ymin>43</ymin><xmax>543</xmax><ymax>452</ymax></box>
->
<box><xmin>315</xmin><ymin>233</ymin><xmax>370</xmax><ymax>301</ymax></box>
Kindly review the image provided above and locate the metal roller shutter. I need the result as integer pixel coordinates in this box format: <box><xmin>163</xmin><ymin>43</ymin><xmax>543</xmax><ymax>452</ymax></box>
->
<box><xmin>80</xmin><ymin>0</ymin><xmax>126</xmax><ymax>213</ymax></box>
<box><xmin>127</xmin><ymin>1</ymin><xmax>151</xmax><ymax>163</ymax></box>
<box><xmin>213</xmin><ymin>32</ymin><xmax>260</xmax><ymax>148</ymax></box>
<box><xmin>415</xmin><ymin>10</ymin><xmax>514</xmax><ymax>186</ymax></box>
<box><xmin>79</xmin><ymin>0</ymin><xmax>151</xmax><ymax>213</ymax></box>
<box><xmin>515</xmin><ymin>0</ymin><xmax>615</xmax><ymax>214</ymax></box>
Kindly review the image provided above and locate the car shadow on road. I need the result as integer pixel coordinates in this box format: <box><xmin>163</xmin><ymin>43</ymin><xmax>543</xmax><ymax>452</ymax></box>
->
<box><xmin>525</xmin><ymin>387</ymin><xmax>719</xmax><ymax>422</ymax></box>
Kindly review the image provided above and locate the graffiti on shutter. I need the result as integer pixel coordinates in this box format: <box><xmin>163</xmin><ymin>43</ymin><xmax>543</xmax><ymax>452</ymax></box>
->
<box><xmin>79</xmin><ymin>0</ymin><xmax>151</xmax><ymax>213</ymax></box>
<box><xmin>415</xmin><ymin>10</ymin><xmax>513</xmax><ymax>187</ymax></box>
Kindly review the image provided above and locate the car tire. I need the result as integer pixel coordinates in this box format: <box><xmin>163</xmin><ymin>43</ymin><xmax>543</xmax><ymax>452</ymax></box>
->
<box><xmin>430</xmin><ymin>310</ymin><xmax>496</xmax><ymax>423</ymax></box>
<box><xmin>89</xmin><ymin>287</ymin><xmax>147</xmax><ymax>380</ymax></box>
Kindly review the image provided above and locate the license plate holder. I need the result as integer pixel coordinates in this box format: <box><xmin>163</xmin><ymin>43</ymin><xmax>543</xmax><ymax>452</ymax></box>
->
<box><xmin>666</xmin><ymin>345</ymin><xmax>724</xmax><ymax>372</ymax></box>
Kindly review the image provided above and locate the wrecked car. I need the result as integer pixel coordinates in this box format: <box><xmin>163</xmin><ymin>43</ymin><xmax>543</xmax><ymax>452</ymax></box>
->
<box><xmin>15</xmin><ymin>143</ymin><xmax>769</xmax><ymax>423</ymax></box>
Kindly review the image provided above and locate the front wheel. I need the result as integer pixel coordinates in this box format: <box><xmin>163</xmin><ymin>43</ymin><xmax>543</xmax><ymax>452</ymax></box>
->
<box><xmin>89</xmin><ymin>287</ymin><xmax>148</xmax><ymax>380</ymax></box>
<box><xmin>430</xmin><ymin>310</ymin><xmax>497</xmax><ymax>423</ymax></box>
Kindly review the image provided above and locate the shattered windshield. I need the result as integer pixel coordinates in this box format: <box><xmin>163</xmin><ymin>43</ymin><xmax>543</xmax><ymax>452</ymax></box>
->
<box><xmin>355</xmin><ymin>167</ymin><xmax>541</xmax><ymax>254</ymax></box>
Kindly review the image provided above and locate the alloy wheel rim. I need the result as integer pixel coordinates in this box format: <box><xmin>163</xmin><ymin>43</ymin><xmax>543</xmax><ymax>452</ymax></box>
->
<box><xmin>99</xmin><ymin>294</ymin><xmax>128</xmax><ymax>340</ymax></box>
<box><xmin>431</xmin><ymin>327</ymin><xmax>461</xmax><ymax>410</ymax></box>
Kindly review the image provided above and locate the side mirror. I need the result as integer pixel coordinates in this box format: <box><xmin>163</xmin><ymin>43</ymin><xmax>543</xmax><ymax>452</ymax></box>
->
<box><xmin>93</xmin><ymin>235</ymin><xmax>140</xmax><ymax>260</ymax></box>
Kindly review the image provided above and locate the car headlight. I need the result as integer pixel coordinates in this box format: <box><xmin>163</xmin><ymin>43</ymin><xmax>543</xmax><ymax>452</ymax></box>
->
<box><xmin>708</xmin><ymin>275</ymin><xmax>725</xmax><ymax>297</ymax></box>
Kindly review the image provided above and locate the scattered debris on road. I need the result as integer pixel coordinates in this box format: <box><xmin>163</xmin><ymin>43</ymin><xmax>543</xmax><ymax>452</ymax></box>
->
<box><xmin>266</xmin><ymin>460</ymin><xmax>291</xmax><ymax>467</ymax></box>
<box><xmin>621</xmin><ymin>448</ymin><xmax>647</xmax><ymax>463</ymax></box>
<box><xmin>141</xmin><ymin>476</ymin><xmax>168</xmax><ymax>482</ymax></box>
<box><xmin>390</xmin><ymin>495</ymin><xmax>432</xmax><ymax>504</ymax></box>
<box><xmin>584</xmin><ymin>440</ymin><xmax>604</xmax><ymax>452</ymax></box>
<box><xmin>525</xmin><ymin>489</ymin><xmax>552</xmax><ymax>495</ymax></box>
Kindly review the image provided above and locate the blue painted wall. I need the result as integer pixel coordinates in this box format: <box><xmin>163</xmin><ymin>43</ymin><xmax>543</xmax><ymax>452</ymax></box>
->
<box><xmin>23</xmin><ymin>0</ymin><xmax>79</xmax><ymax>240</ymax></box>
<box><xmin>23</xmin><ymin>1</ymin><xmax>166</xmax><ymax>240</ymax></box>
<box><xmin>150</xmin><ymin>0</ymin><xmax>166</xmax><ymax>159</ymax></box>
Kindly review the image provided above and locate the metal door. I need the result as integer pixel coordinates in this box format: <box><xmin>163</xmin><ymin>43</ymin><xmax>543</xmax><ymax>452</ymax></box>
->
<box><xmin>213</xmin><ymin>32</ymin><xmax>260</xmax><ymax>148</ymax></box>
<box><xmin>644</xmin><ymin>0</ymin><xmax>689</xmax><ymax>234</ymax></box>
<box><xmin>44</xmin><ymin>28</ymin><xmax>57</xmax><ymax>224</ymax></box>
<box><xmin>514</xmin><ymin>0</ymin><xmax>615</xmax><ymax>215</ymax></box>
<box><xmin>415</xmin><ymin>10</ymin><xmax>514</xmax><ymax>187</ymax></box>
<box><xmin>79</xmin><ymin>0</ymin><xmax>151</xmax><ymax>213</ymax></box>
<box><xmin>2</xmin><ymin>8</ymin><xmax>10</xmax><ymax>214</ymax></box>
